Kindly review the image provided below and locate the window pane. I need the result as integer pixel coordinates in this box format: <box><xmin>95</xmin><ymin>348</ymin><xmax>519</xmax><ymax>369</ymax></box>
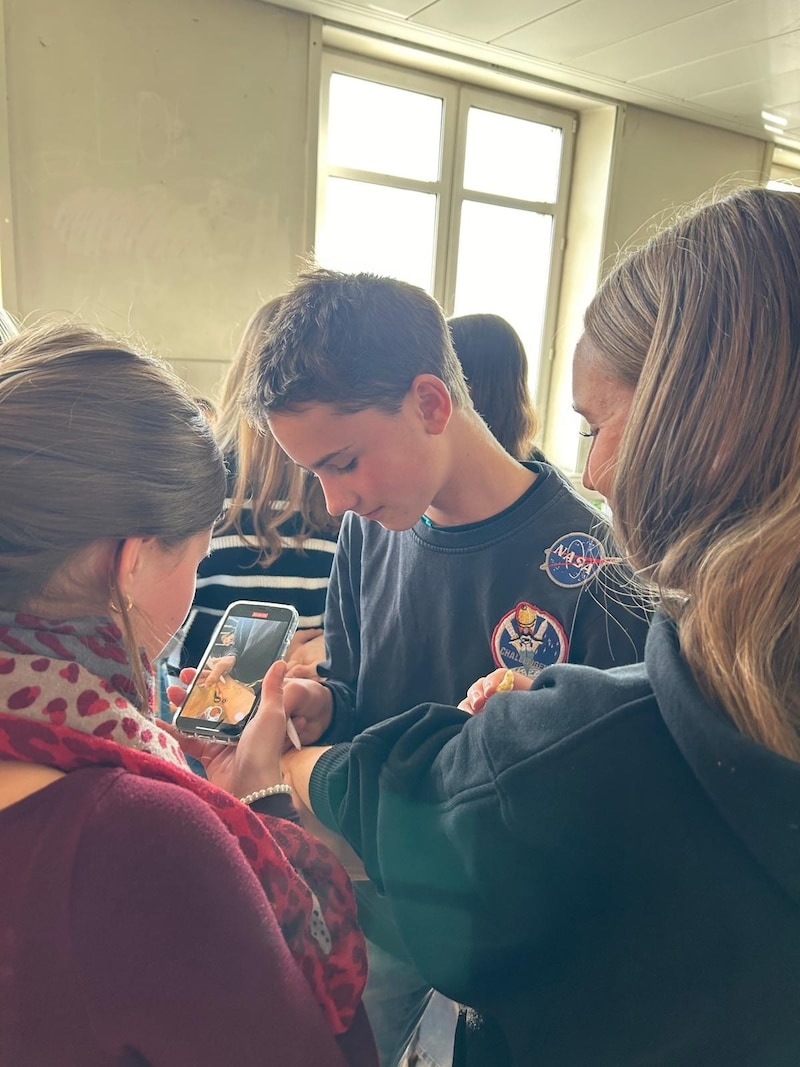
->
<box><xmin>453</xmin><ymin>199</ymin><xmax>554</xmax><ymax>384</ymax></box>
<box><xmin>328</xmin><ymin>74</ymin><xmax>443</xmax><ymax>182</ymax></box>
<box><xmin>317</xmin><ymin>177</ymin><xmax>437</xmax><ymax>291</ymax></box>
<box><xmin>463</xmin><ymin>108</ymin><xmax>562</xmax><ymax>203</ymax></box>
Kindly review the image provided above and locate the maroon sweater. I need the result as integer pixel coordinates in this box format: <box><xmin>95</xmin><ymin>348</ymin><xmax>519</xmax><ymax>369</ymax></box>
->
<box><xmin>0</xmin><ymin>766</ymin><xmax>375</xmax><ymax>1066</ymax></box>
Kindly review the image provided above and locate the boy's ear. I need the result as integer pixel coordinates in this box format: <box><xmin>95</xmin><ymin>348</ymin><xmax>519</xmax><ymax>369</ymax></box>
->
<box><xmin>410</xmin><ymin>374</ymin><xmax>452</xmax><ymax>435</ymax></box>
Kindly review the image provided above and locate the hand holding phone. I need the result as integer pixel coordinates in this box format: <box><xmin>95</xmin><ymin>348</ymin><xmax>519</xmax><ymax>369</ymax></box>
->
<box><xmin>170</xmin><ymin>661</ymin><xmax>293</xmax><ymax>798</ymax></box>
<box><xmin>175</xmin><ymin>601</ymin><xmax>299</xmax><ymax>744</ymax></box>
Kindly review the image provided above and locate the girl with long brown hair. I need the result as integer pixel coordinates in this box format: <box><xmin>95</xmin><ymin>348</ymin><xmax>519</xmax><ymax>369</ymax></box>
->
<box><xmin>0</xmin><ymin>323</ymin><xmax>375</xmax><ymax>1066</ymax></box>
<box><xmin>271</xmin><ymin>187</ymin><xmax>800</xmax><ymax>1066</ymax></box>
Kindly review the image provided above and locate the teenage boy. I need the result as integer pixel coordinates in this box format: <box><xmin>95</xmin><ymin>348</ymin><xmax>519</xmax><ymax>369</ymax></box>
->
<box><xmin>244</xmin><ymin>268</ymin><xmax>649</xmax><ymax>1066</ymax></box>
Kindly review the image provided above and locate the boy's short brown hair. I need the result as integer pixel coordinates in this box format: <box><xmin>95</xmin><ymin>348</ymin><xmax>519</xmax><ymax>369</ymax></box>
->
<box><xmin>243</xmin><ymin>268</ymin><xmax>471</xmax><ymax>423</ymax></box>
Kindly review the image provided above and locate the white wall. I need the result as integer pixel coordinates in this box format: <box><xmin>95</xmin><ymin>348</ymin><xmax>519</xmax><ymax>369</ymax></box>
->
<box><xmin>0</xmin><ymin>1</ymin><xmax>771</xmax><ymax>410</ymax></box>
<box><xmin>544</xmin><ymin>102</ymin><xmax>769</xmax><ymax>470</ymax></box>
<box><xmin>1</xmin><ymin>0</ymin><xmax>312</xmax><ymax>397</ymax></box>
<box><xmin>603</xmin><ymin>105</ymin><xmax>770</xmax><ymax>267</ymax></box>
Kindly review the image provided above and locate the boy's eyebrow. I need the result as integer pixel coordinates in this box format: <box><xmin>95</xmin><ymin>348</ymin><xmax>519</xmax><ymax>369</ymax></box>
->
<box><xmin>309</xmin><ymin>446</ymin><xmax>352</xmax><ymax>470</ymax></box>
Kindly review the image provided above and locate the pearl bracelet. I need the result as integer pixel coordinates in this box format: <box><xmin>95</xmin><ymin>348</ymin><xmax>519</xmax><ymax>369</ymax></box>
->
<box><xmin>239</xmin><ymin>784</ymin><xmax>293</xmax><ymax>805</ymax></box>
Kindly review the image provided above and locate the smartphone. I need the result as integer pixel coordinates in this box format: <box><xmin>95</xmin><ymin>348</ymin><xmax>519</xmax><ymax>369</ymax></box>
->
<box><xmin>174</xmin><ymin>600</ymin><xmax>299</xmax><ymax>743</ymax></box>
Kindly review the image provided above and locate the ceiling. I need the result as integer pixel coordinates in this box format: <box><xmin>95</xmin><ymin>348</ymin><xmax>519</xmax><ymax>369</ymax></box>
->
<box><xmin>271</xmin><ymin>0</ymin><xmax>800</xmax><ymax>148</ymax></box>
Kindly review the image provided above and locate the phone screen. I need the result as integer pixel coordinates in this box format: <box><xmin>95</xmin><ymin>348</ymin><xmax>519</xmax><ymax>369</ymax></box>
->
<box><xmin>175</xmin><ymin>600</ymin><xmax>298</xmax><ymax>741</ymax></box>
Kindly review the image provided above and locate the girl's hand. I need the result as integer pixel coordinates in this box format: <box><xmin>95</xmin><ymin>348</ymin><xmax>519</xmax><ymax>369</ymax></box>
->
<box><xmin>458</xmin><ymin>667</ymin><xmax>533</xmax><ymax>714</ymax></box>
<box><xmin>167</xmin><ymin>662</ymin><xmax>290</xmax><ymax>797</ymax></box>
<box><xmin>225</xmin><ymin>660</ymin><xmax>289</xmax><ymax>796</ymax></box>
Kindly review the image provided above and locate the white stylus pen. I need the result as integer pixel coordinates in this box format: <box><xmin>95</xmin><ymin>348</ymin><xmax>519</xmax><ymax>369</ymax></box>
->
<box><xmin>286</xmin><ymin>716</ymin><xmax>302</xmax><ymax>750</ymax></box>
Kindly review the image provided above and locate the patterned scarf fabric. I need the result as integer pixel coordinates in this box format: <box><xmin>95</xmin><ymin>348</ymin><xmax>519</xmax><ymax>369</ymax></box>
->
<box><xmin>0</xmin><ymin>612</ymin><xmax>366</xmax><ymax>1035</ymax></box>
<box><xmin>0</xmin><ymin>609</ymin><xmax>156</xmax><ymax>710</ymax></box>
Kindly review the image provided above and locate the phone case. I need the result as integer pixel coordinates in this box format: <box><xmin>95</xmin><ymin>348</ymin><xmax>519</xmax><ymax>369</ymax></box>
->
<box><xmin>175</xmin><ymin>600</ymin><xmax>298</xmax><ymax>743</ymax></box>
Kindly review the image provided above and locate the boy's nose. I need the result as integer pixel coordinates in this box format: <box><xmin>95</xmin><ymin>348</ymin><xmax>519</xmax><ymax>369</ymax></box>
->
<box><xmin>321</xmin><ymin>479</ymin><xmax>358</xmax><ymax>518</ymax></box>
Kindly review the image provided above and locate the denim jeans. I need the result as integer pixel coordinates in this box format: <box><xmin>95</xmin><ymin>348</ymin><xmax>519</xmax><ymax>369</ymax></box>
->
<box><xmin>363</xmin><ymin>939</ymin><xmax>433</xmax><ymax>1067</ymax></box>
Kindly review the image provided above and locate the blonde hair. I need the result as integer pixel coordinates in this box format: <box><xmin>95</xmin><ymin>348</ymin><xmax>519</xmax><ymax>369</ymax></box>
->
<box><xmin>0</xmin><ymin>308</ymin><xmax>18</xmax><ymax>344</ymax></box>
<box><xmin>586</xmin><ymin>187</ymin><xmax>800</xmax><ymax>760</ymax></box>
<box><xmin>0</xmin><ymin>323</ymin><xmax>226</xmax><ymax>706</ymax></box>
<box><xmin>215</xmin><ymin>298</ymin><xmax>338</xmax><ymax>563</ymax></box>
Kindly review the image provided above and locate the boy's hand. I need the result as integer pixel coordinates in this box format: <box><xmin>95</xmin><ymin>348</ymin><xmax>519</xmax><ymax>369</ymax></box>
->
<box><xmin>283</xmin><ymin>678</ymin><xmax>334</xmax><ymax>744</ymax></box>
<box><xmin>285</xmin><ymin>630</ymin><xmax>327</xmax><ymax>679</ymax></box>
<box><xmin>285</xmin><ymin>628</ymin><xmax>324</xmax><ymax>666</ymax></box>
<box><xmin>458</xmin><ymin>667</ymin><xmax>533</xmax><ymax>714</ymax></box>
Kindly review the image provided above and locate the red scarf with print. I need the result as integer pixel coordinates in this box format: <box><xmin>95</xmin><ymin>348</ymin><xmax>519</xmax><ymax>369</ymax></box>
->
<box><xmin>0</xmin><ymin>627</ymin><xmax>366</xmax><ymax>1036</ymax></box>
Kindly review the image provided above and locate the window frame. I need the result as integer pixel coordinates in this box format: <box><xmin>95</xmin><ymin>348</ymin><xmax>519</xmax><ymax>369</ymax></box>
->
<box><xmin>316</xmin><ymin>50</ymin><xmax>576</xmax><ymax>436</ymax></box>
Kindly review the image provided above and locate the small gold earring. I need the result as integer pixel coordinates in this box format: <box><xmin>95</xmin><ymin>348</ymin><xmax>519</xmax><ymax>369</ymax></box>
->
<box><xmin>109</xmin><ymin>594</ymin><xmax>134</xmax><ymax>614</ymax></box>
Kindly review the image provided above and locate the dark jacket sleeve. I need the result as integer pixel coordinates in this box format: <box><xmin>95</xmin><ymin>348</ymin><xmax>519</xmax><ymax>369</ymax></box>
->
<box><xmin>308</xmin><ymin>664</ymin><xmax>656</xmax><ymax>1005</ymax></box>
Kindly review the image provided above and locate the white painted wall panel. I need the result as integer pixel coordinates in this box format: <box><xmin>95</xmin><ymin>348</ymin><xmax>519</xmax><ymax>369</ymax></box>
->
<box><xmin>3</xmin><ymin>0</ymin><xmax>311</xmax><ymax>392</ymax></box>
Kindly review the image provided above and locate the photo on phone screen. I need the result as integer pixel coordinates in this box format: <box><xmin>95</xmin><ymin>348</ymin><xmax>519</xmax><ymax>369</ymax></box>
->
<box><xmin>175</xmin><ymin>601</ymin><xmax>298</xmax><ymax>741</ymax></box>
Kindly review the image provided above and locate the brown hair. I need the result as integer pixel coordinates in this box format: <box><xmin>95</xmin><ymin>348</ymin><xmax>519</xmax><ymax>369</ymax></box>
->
<box><xmin>215</xmin><ymin>298</ymin><xmax>338</xmax><ymax>563</ymax></box>
<box><xmin>243</xmin><ymin>267</ymin><xmax>472</xmax><ymax>422</ymax></box>
<box><xmin>448</xmin><ymin>313</ymin><xmax>541</xmax><ymax>461</ymax></box>
<box><xmin>0</xmin><ymin>322</ymin><xmax>226</xmax><ymax>705</ymax></box>
<box><xmin>586</xmin><ymin>187</ymin><xmax>800</xmax><ymax>760</ymax></box>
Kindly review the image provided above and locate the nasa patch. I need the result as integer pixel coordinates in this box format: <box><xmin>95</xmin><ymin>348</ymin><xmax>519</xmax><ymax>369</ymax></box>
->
<box><xmin>492</xmin><ymin>602</ymin><xmax>568</xmax><ymax>679</ymax></box>
<box><xmin>541</xmin><ymin>531</ymin><xmax>609</xmax><ymax>588</ymax></box>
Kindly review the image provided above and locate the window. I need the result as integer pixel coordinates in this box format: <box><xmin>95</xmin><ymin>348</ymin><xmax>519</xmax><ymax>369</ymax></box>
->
<box><xmin>768</xmin><ymin>146</ymin><xmax>800</xmax><ymax>191</ymax></box>
<box><xmin>315</xmin><ymin>54</ymin><xmax>575</xmax><ymax>426</ymax></box>
<box><xmin>768</xmin><ymin>172</ymin><xmax>800</xmax><ymax>191</ymax></box>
